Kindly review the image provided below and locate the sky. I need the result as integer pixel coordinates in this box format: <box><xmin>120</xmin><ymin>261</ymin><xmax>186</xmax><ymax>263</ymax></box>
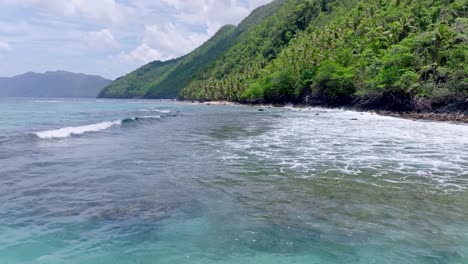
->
<box><xmin>0</xmin><ymin>0</ymin><xmax>272</xmax><ymax>80</ymax></box>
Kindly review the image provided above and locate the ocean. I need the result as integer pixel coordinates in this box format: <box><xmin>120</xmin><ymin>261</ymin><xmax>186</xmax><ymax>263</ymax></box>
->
<box><xmin>0</xmin><ymin>97</ymin><xmax>467</xmax><ymax>263</ymax></box>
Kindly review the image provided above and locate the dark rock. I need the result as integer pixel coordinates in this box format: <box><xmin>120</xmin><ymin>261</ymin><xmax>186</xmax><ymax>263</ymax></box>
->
<box><xmin>302</xmin><ymin>93</ymin><xmax>468</xmax><ymax>123</ymax></box>
<box><xmin>122</xmin><ymin>118</ymin><xmax>135</xmax><ymax>124</ymax></box>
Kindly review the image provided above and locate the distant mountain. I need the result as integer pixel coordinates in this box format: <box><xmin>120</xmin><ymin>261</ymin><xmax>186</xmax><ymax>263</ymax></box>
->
<box><xmin>0</xmin><ymin>71</ymin><xmax>112</xmax><ymax>98</ymax></box>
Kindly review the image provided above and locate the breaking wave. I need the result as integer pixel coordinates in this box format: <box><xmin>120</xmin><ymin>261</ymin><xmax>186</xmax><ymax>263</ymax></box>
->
<box><xmin>35</xmin><ymin>100</ymin><xmax>62</xmax><ymax>103</ymax></box>
<box><xmin>34</xmin><ymin>120</ymin><xmax>122</xmax><ymax>139</ymax></box>
<box><xmin>139</xmin><ymin>108</ymin><xmax>172</xmax><ymax>114</ymax></box>
<box><xmin>216</xmin><ymin>108</ymin><xmax>468</xmax><ymax>191</ymax></box>
<box><xmin>32</xmin><ymin>114</ymin><xmax>174</xmax><ymax>140</ymax></box>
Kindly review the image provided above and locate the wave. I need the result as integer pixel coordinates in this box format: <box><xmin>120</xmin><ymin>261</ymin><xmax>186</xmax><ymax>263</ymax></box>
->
<box><xmin>216</xmin><ymin>108</ymin><xmax>468</xmax><ymax>191</ymax></box>
<box><xmin>122</xmin><ymin>116</ymin><xmax>162</xmax><ymax>123</ymax></box>
<box><xmin>141</xmin><ymin>115</ymin><xmax>162</xmax><ymax>119</ymax></box>
<box><xmin>154</xmin><ymin>109</ymin><xmax>171</xmax><ymax>114</ymax></box>
<box><xmin>33</xmin><ymin>111</ymin><xmax>178</xmax><ymax>139</ymax></box>
<box><xmin>139</xmin><ymin>108</ymin><xmax>172</xmax><ymax>114</ymax></box>
<box><xmin>0</xmin><ymin>135</ymin><xmax>8</xmax><ymax>145</ymax></box>
<box><xmin>35</xmin><ymin>100</ymin><xmax>62</xmax><ymax>103</ymax></box>
<box><xmin>34</xmin><ymin>120</ymin><xmax>122</xmax><ymax>139</ymax></box>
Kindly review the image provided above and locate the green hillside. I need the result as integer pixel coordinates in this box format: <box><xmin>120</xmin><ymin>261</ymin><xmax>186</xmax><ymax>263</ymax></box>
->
<box><xmin>98</xmin><ymin>59</ymin><xmax>180</xmax><ymax>98</ymax></box>
<box><xmin>181</xmin><ymin>0</ymin><xmax>320</xmax><ymax>100</ymax></box>
<box><xmin>182</xmin><ymin>0</ymin><xmax>467</xmax><ymax>104</ymax></box>
<box><xmin>99</xmin><ymin>0</ymin><xmax>288</xmax><ymax>99</ymax></box>
<box><xmin>143</xmin><ymin>25</ymin><xmax>236</xmax><ymax>98</ymax></box>
<box><xmin>100</xmin><ymin>0</ymin><xmax>467</xmax><ymax>107</ymax></box>
<box><xmin>97</xmin><ymin>25</ymin><xmax>234</xmax><ymax>99</ymax></box>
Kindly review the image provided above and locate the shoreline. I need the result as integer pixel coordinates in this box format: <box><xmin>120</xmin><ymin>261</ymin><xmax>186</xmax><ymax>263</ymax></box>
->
<box><xmin>186</xmin><ymin>95</ymin><xmax>468</xmax><ymax>124</ymax></box>
<box><xmin>366</xmin><ymin>110</ymin><xmax>468</xmax><ymax>123</ymax></box>
<box><xmin>303</xmin><ymin>94</ymin><xmax>468</xmax><ymax>123</ymax></box>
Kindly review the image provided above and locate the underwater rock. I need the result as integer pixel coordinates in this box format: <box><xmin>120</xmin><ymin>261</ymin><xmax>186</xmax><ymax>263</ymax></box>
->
<box><xmin>91</xmin><ymin>199</ymin><xmax>204</xmax><ymax>222</ymax></box>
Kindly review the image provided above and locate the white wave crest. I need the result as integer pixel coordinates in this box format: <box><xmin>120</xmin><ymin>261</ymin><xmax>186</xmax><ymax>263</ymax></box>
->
<box><xmin>141</xmin><ymin>116</ymin><xmax>161</xmax><ymax>119</ymax></box>
<box><xmin>34</xmin><ymin>120</ymin><xmax>122</xmax><ymax>139</ymax></box>
<box><xmin>154</xmin><ymin>109</ymin><xmax>171</xmax><ymax>114</ymax></box>
<box><xmin>139</xmin><ymin>108</ymin><xmax>171</xmax><ymax>114</ymax></box>
<box><xmin>35</xmin><ymin>100</ymin><xmax>62</xmax><ymax>103</ymax></box>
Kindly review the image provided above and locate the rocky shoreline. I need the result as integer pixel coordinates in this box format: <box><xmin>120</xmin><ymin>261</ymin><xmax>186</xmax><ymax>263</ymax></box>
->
<box><xmin>371</xmin><ymin>110</ymin><xmax>468</xmax><ymax>123</ymax></box>
<box><xmin>316</xmin><ymin>94</ymin><xmax>468</xmax><ymax>123</ymax></box>
<box><xmin>191</xmin><ymin>93</ymin><xmax>468</xmax><ymax>124</ymax></box>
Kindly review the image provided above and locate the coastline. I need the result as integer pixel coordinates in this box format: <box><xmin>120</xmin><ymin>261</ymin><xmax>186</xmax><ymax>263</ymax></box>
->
<box><xmin>305</xmin><ymin>94</ymin><xmax>468</xmax><ymax>124</ymax></box>
<box><xmin>186</xmin><ymin>95</ymin><xmax>468</xmax><ymax>124</ymax></box>
<box><xmin>367</xmin><ymin>110</ymin><xmax>468</xmax><ymax>124</ymax></box>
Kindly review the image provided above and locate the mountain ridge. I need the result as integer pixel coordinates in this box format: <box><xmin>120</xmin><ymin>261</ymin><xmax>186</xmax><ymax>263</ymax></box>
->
<box><xmin>0</xmin><ymin>71</ymin><xmax>111</xmax><ymax>98</ymax></box>
<box><xmin>98</xmin><ymin>0</ymin><xmax>289</xmax><ymax>99</ymax></box>
<box><xmin>98</xmin><ymin>0</ymin><xmax>467</xmax><ymax>111</ymax></box>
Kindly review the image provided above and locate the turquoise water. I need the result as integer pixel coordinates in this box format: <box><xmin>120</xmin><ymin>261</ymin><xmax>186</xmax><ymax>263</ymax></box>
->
<box><xmin>0</xmin><ymin>98</ymin><xmax>467</xmax><ymax>263</ymax></box>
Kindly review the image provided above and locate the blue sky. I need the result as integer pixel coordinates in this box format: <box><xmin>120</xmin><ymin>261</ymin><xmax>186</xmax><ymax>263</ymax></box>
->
<box><xmin>0</xmin><ymin>0</ymin><xmax>272</xmax><ymax>79</ymax></box>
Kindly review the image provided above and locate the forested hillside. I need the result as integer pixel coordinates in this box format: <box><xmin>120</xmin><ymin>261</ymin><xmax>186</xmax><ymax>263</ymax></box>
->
<box><xmin>99</xmin><ymin>0</ymin><xmax>288</xmax><ymax>99</ymax></box>
<box><xmin>98</xmin><ymin>59</ymin><xmax>180</xmax><ymax>98</ymax></box>
<box><xmin>182</xmin><ymin>0</ymin><xmax>467</xmax><ymax>105</ymax></box>
<box><xmin>98</xmin><ymin>25</ymin><xmax>234</xmax><ymax>99</ymax></box>
<box><xmin>100</xmin><ymin>0</ymin><xmax>467</xmax><ymax>110</ymax></box>
<box><xmin>182</xmin><ymin>0</ymin><xmax>323</xmax><ymax>100</ymax></box>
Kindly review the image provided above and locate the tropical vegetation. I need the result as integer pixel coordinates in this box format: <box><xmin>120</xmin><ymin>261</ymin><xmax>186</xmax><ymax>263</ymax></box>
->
<box><xmin>100</xmin><ymin>0</ymin><xmax>467</xmax><ymax>108</ymax></box>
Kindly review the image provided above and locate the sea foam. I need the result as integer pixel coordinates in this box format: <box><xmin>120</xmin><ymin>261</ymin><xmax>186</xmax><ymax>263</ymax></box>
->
<box><xmin>217</xmin><ymin>107</ymin><xmax>468</xmax><ymax>190</ymax></box>
<box><xmin>34</xmin><ymin>120</ymin><xmax>122</xmax><ymax>139</ymax></box>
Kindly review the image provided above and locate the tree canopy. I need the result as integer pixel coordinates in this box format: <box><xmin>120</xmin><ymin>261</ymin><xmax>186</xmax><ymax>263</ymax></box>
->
<box><xmin>100</xmin><ymin>0</ymin><xmax>467</xmax><ymax>104</ymax></box>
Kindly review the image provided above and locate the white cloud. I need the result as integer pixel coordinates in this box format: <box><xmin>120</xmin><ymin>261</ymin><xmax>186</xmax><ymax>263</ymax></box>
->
<box><xmin>119</xmin><ymin>43</ymin><xmax>163</xmax><ymax>64</ymax></box>
<box><xmin>0</xmin><ymin>0</ymin><xmax>128</xmax><ymax>25</ymax></box>
<box><xmin>83</xmin><ymin>29</ymin><xmax>118</xmax><ymax>50</ymax></box>
<box><xmin>142</xmin><ymin>23</ymin><xmax>208</xmax><ymax>58</ymax></box>
<box><xmin>0</xmin><ymin>41</ymin><xmax>11</xmax><ymax>52</ymax></box>
<box><xmin>162</xmin><ymin>0</ymin><xmax>266</xmax><ymax>34</ymax></box>
<box><xmin>127</xmin><ymin>0</ymin><xmax>275</xmax><ymax>65</ymax></box>
<box><xmin>0</xmin><ymin>0</ymin><xmax>274</xmax><ymax>78</ymax></box>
